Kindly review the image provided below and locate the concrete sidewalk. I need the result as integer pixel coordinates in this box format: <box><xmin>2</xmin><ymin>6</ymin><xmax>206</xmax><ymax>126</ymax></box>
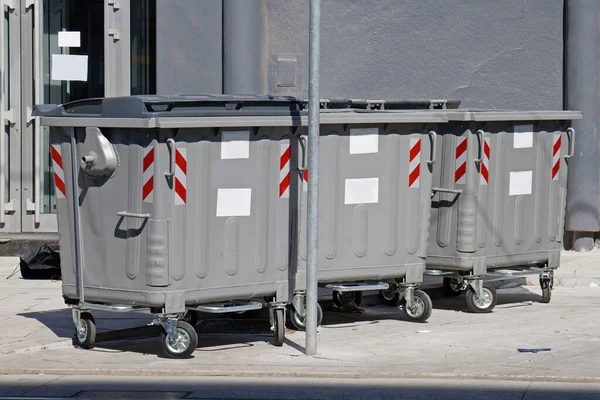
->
<box><xmin>0</xmin><ymin>251</ymin><xmax>598</xmax><ymax>381</ymax></box>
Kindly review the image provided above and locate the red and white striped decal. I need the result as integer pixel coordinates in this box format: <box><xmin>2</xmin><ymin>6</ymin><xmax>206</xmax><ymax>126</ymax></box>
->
<box><xmin>303</xmin><ymin>169</ymin><xmax>308</xmax><ymax>191</ymax></box>
<box><xmin>552</xmin><ymin>134</ymin><xmax>561</xmax><ymax>181</ymax></box>
<box><xmin>174</xmin><ymin>147</ymin><xmax>187</xmax><ymax>205</ymax></box>
<box><xmin>408</xmin><ymin>137</ymin><xmax>421</xmax><ymax>188</ymax></box>
<box><xmin>51</xmin><ymin>144</ymin><xmax>66</xmax><ymax>199</ymax></box>
<box><xmin>279</xmin><ymin>142</ymin><xmax>291</xmax><ymax>198</ymax></box>
<box><xmin>480</xmin><ymin>138</ymin><xmax>491</xmax><ymax>185</ymax></box>
<box><xmin>142</xmin><ymin>145</ymin><xmax>154</xmax><ymax>203</ymax></box>
<box><xmin>455</xmin><ymin>137</ymin><xmax>468</xmax><ymax>184</ymax></box>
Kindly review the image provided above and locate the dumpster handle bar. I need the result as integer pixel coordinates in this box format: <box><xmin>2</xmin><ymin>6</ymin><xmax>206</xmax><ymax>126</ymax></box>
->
<box><xmin>565</xmin><ymin>127</ymin><xmax>575</xmax><ymax>159</ymax></box>
<box><xmin>325</xmin><ymin>282</ymin><xmax>389</xmax><ymax>292</ymax></box>
<box><xmin>188</xmin><ymin>301</ymin><xmax>263</xmax><ymax>314</ymax></box>
<box><xmin>427</xmin><ymin>130</ymin><xmax>437</xmax><ymax>166</ymax></box>
<box><xmin>474</xmin><ymin>129</ymin><xmax>484</xmax><ymax>164</ymax></box>
<box><xmin>165</xmin><ymin>138</ymin><xmax>176</xmax><ymax>177</ymax></box>
<box><xmin>117</xmin><ymin>211</ymin><xmax>151</xmax><ymax>219</ymax></box>
<box><xmin>74</xmin><ymin>302</ymin><xmax>134</xmax><ymax>313</ymax></box>
<box><xmin>432</xmin><ymin>187</ymin><xmax>463</xmax><ymax>195</ymax></box>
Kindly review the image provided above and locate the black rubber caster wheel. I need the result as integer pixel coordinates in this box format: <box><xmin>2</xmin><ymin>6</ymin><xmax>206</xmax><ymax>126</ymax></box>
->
<box><xmin>272</xmin><ymin>308</ymin><xmax>285</xmax><ymax>347</ymax></box>
<box><xmin>402</xmin><ymin>289</ymin><xmax>433</xmax><ymax>323</ymax></box>
<box><xmin>161</xmin><ymin>320</ymin><xmax>198</xmax><ymax>359</ymax></box>
<box><xmin>443</xmin><ymin>277</ymin><xmax>464</xmax><ymax>297</ymax></box>
<box><xmin>74</xmin><ymin>312</ymin><xmax>97</xmax><ymax>349</ymax></box>
<box><xmin>465</xmin><ymin>283</ymin><xmax>498</xmax><ymax>313</ymax></box>
<box><xmin>287</xmin><ymin>302</ymin><xmax>323</xmax><ymax>331</ymax></box>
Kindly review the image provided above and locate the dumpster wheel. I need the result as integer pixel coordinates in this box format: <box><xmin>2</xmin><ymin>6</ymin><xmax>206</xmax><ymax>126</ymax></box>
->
<box><xmin>402</xmin><ymin>289</ymin><xmax>432</xmax><ymax>323</ymax></box>
<box><xmin>379</xmin><ymin>286</ymin><xmax>401</xmax><ymax>306</ymax></box>
<box><xmin>443</xmin><ymin>277</ymin><xmax>465</xmax><ymax>297</ymax></box>
<box><xmin>333</xmin><ymin>291</ymin><xmax>362</xmax><ymax>308</ymax></box>
<box><xmin>74</xmin><ymin>312</ymin><xmax>96</xmax><ymax>349</ymax></box>
<box><xmin>288</xmin><ymin>302</ymin><xmax>323</xmax><ymax>331</ymax></box>
<box><xmin>540</xmin><ymin>278</ymin><xmax>553</xmax><ymax>304</ymax></box>
<box><xmin>161</xmin><ymin>321</ymin><xmax>198</xmax><ymax>359</ymax></box>
<box><xmin>465</xmin><ymin>283</ymin><xmax>497</xmax><ymax>313</ymax></box>
<box><xmin>272</xmin><ymin>308</ymin><xmax>285</xmax><ymax>347</ymax></box>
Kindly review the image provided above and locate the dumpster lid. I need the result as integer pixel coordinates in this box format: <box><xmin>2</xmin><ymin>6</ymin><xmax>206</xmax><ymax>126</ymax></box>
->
<box><xmin>445</xmin><ymin>109</ymin><xmax>583</xmax><ymax>122</ymax></box>
<box><xmin>33</xmin><ymin>94</ymin><xmax>309</xmax><ymax>119</ymax></box>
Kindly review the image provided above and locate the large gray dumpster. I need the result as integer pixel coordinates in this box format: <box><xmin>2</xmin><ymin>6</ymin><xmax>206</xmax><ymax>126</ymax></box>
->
<box><xmin>34</xmin><ymin>95</ymin><xmax>451</xmax><ymax>357</ymax></box>
<box><xmin>35</xmin><ymin>95</ymin><xmax>310</xmax><ymax>358</ymax></box>
<box><xmin>289</xmin><ymin>100</ymin><xmax>456</xmax><ymax>328</ymax></box>
<box><xmin>426</xmin><ymin>110</ymin><xmax>582</xmax><ymax>313</ymax></box>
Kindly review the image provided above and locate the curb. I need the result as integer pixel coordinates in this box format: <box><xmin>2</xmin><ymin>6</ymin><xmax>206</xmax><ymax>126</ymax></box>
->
<box><xmin>1</xmin><ymin>368</ymin><xmax>600</xmax><ymax>383</ymax></box>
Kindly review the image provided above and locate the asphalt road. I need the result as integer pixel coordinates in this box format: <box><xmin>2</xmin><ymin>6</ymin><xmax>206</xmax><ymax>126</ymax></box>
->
<box><xmin>2</xmin><ymin>375</ymin><xmax>600</xmax><ymax>400</ymax></box>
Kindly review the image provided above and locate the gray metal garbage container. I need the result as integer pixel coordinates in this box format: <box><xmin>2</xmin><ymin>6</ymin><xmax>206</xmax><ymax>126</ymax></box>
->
<box><xmin>426</xmin><ymin>110</ymin><xmax>582</xmax><ymax>313</ymax></box>
<box><xmin>288</xmin><ymin>99</ymin><xmax>458</xmax><ymax>328</ymax></box>
<box><xmin>35</xmin><ymin>94</ymin><xmax>311</xmax><ymax>358</ymax></box>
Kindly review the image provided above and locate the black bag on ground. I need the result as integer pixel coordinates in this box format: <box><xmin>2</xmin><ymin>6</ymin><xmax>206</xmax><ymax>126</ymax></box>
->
<box><xmin>19</xmin><ymin>243</ymin><xmax>61</xmax><ymax>280</ymax></box>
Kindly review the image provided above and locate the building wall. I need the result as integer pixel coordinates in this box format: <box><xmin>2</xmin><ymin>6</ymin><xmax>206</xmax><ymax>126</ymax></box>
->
<box><xmin>156</xmin><ymin>0</ymin><xmax>565</xmax><ymax>109</ymax></box>
<box><xmin>265</xmin><ymin>0</ymin><xmax>564</xmax><ymax>109</ymax></box>
<box><xmin>156</xmin><ymin>0</ymin><xmax>223</xmax><ymax>94</ymax></box>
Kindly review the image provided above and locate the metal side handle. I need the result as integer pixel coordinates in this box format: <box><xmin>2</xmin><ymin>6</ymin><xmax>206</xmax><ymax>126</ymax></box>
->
<box><xmin>165</xmin><ymin>138</ymin><xmax>175</xmax><ymax>177</ymax></box>
<box><xmin>432</xmin><ymin>187</ymin><xmax>463</xmax><ymax>195</ymax></box>
<box><xmin>565</xmin><ymin>127</ymin><xmax>575</xmax><ymax>159</ymax></box>
<box><xmin>474</xmin><ymin>129</ymin><xmax>484</xmax><ymax>164</ymax></box>
<box><xmin>298</xmin><ymin>135</ymin><xmax>307</xmax><ymax>172</ymax></box>
<box><xmin>427</xmin><ymin>130</ymin><xmax>437</xmax><ymax>166</ymax></box>
<box><xmin>117</xmin><ymin>211</ymin><xmax>151</xmax><ymax>219</ymax></box>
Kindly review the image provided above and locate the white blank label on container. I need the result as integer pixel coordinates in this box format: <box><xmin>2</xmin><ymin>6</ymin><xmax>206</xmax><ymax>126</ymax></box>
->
<box><xmin>51</xmin><ymin>54</ymin><xmax>88</xmax><ymax>82</ymax></box>
<box><xmin>216</xmin><ymin>188</ymin><xmax>252</xmax><ymax>217</ymax></box>
<box><xmin>513</xmin><ymin>125</ymin><xmax>533</xmax><ymax>148</ymax></box>
<box><xmin>344</xmin><ymin>178</ymin><xmax>379</xmax><ymax>204</ymax></box>
<box><xmin>509</xmin><ymin>171</ymin><xmax>532</xmax><ymax>196</ymax></box>
<box><xmin>58</xmin><ymin>31</ymin><xmax>81</xmax><ymax>48</ymax></box>
<box><xmin>221</xmin><ymin>131</ymin><xmax>250</xmax><ymax>159</ymax></box>
<box><xmin>349</xmin><ymin>128</ymin><xmax>379</xmax><ymax>154</ymax></box>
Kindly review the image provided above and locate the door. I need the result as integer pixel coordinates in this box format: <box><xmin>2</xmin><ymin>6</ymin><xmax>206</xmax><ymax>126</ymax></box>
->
<box><xmin>0</xmin><ymin>0</ymin><xmax>155</xmax><ymax>233</ymax></box>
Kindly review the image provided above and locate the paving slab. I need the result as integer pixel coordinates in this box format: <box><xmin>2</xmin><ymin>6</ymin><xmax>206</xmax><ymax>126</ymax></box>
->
<box><xmin>0</xmin><ymin>254</ymin><xmax>599</xmax><ymax>381</ymax></box>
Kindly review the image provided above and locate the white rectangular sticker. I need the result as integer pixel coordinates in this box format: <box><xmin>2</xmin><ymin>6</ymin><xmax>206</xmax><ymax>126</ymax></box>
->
<box><xmin>51</xmin><ymin>54</ymin><xmax>88</xmax><ymax>81</ymax></box>
<box><xmin>344</xmin><ymin>178</ymin><xmax>379</xmax><ymax>204</ymax></box>
<box><xmin>58</xmin><ymin>31</ymin><xmax>81</xmax><ymax>48</ymax></box>
<box><xmin>221</xmin><ymin>131</ymin><xmax>250</xmax><ymax>159</ymax></box>
<box><xmin>349</xmin><ymin>128</ymin><xmax>379</xmax><ymax>154</ymax></box>
<box><xmin>513</xmin><ymin>125</ymin><xmax>533</xmax><ymax>148</ymax></box>
<box><xmin>216</xmin><ymin>188</ymin><xmax>252</xmax><ymax>217</ymax></box>
<box><xmin>509</xmin><ymin>171</ymin><xmax>532</xmax><ymax>196</ymax></box>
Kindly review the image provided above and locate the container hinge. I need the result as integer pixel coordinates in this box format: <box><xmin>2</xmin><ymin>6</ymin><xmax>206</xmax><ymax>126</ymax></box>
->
<box><xmin>320</xmin><ymin>99</ymin><xmax>330</xmax><ymax>109</ymax></box>
<box><xmin>429</xmin><ymin>99</ymin><xmax>448</xmax><ymax>109</ymax></box>
<box><xmin>4</xmin><ymin>108</ymin><xmax>17</xmax><ymax>125</ymax></box>
<box><xmin>24</xmin><ymin>0</ymin><xmax>34</xmax><ymax>9</ymax></box>
<box><xmin>366</xmin><ymin>99</ymin><xmax>385</xmax><ymax>110</ymax></box>
<box><xmin>108</xmin><ymin>28</ymin><xmax>120</xmax><ymax>41</ymax></box>
<box><xmin>108</xmin><ymin>0</ymin><xmax>120</xmax><ymax>10</ymax></box>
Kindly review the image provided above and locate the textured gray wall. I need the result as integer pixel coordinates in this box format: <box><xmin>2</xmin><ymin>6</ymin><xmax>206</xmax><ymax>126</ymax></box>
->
<box><xmin>156</xmin><ymin>1</ymin><xmax>223</xmax><ymax>94</ymax></box>
<box><xmin>266</xmin><ymin>0</ymin><xmax>564</xmax><ymax>109</ymax></box>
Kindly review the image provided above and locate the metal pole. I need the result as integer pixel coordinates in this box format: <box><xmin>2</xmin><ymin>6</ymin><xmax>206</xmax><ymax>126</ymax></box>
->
<box><xmin>70</xmin><ymin>128</ymin><xmax>85</xmax><ymax>307</ymax></box>
<box><xmin>564</xmin><ymin>0</ymin><xmax>600</xmax><ymax>251</ymax></box>
<box><xmin>305</xmin><ymin>0</ymin><xmax>321</xmax><ymax>356</ymax></box>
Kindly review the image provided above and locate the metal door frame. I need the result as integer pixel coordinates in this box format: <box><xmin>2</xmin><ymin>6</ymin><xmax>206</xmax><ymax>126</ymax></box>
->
<box><xmin>18</xmin><ymin>0</ymin><xmax>130</xmax><ymax>233</ymax></box>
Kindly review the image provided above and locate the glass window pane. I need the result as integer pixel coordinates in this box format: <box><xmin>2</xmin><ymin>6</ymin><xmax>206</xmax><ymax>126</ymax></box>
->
<box><xmin>131</xmin><ymin>0</ymin><xmax>156</xmax><ymax>95</ymax></box>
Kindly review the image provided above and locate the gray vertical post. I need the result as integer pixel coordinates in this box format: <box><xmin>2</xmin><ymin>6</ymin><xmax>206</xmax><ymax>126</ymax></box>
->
<box><xmin>105</xmin><ymin>0</ymin><xmax>131</xmax><ymax>97</ymax></box>
<box><xmin>305</xmin><ymin>0</ymin><xmax>321</xmax><ymax>356</ymax></box>
<box><xmin>564</xmin><ymin>0</ymin><xmax>600</xmax><ymax>251</ymax></box>
<box><xmin>223</xmin><ymin>0</ymin><xmax>263</xmax><ymax>94</ymax></box>
<box><xmin>70</xmin><ymin>129</ymin><xmax>85</xmax><ymax>307</ymax></box>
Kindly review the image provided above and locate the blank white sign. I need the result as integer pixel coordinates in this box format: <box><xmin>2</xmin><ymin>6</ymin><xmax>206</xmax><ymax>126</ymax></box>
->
<box><xmin>51</xmin><ymin>54</ymin><xmax>88</xmax><ymax>82</ymax></box>
<box><xmin>58</xmin><ymin>31</ymin><xmax>81</xmax><ymax>48</ymax></box>
<box><xmin>344</xmin><ymin>178</ymin><xmax>379</xmax><ymax>204</ymax></box>
<box><xmin>216</xmin><ymin>188</ymin><xmax>252</xmax><ymax>217</ymax></box>
<box><xmin>509</xmin><ymin>171</ymin><xmax>533</xmax><ymax>196</ymax></box>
